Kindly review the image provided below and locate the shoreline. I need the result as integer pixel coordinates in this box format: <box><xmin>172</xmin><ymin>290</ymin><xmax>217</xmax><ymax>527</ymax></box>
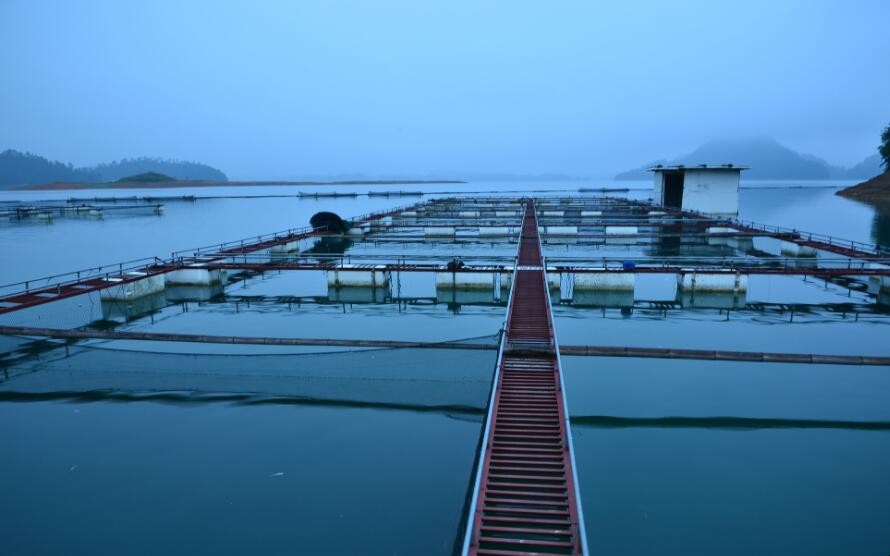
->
<box><xmin>16</xmin><ymin>179</ymin><xmax>466</xmax><ymax>191</ymax></box>
<box><xmin>836</xmin><ymin>171</ymin><xmax>890</xmax><ymax>207</ymax></box>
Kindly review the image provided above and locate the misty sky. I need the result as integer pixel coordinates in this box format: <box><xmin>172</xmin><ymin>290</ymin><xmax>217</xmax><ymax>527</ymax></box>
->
<box><xmin>1</xmin><ymin>0</ymin><xmax>888</xmax><ymax>180</ymax></box>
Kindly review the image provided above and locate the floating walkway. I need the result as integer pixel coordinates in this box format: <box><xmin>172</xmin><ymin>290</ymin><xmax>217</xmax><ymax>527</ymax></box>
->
<box><xmin>462</xmin><ymin>202</ymin><xmax>586</xmax><ymax>555</ymax></box>
<box><xmin>3</xmin><ymin>195</ymin><xmax>890</xmax><ymax>314</ymax></box>
<box><xmin>0</xmin><ymin>203</ymin><xmax>423</xmax><ymax>315</ymax></box>
<box><xmin>1</xmin><ymin>202</ymin><xmax>164</xmax><ymax>221</ymax></box>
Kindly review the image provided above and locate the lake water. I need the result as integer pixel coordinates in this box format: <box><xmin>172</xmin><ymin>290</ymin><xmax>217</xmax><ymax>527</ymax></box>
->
<box><xmin>1</xmin><ymin>179</ymin><xmax>889</xmax><ymax>555</ymax></box>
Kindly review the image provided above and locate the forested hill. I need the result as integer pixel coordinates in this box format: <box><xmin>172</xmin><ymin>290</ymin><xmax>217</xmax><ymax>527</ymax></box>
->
<box><xmin>90</xmin><ymin>157</ymin><xmax>227</xmax><ymax>182</ymax></box>
<box><xmin>0</xmin><ymin>150</ymin><xmax>227</xmax><ymax>189</ymax></box>
<box><xmin>0</xmin><ymin>150</ymin><xmax>99</xmax><ymax>187</ymax></box>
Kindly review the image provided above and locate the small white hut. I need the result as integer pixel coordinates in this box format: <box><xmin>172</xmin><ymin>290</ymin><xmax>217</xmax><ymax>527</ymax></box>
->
<box><xmin>651</xmin><ymin>164</ymin><xmax>746</xmax><ymax>215</ymax></box>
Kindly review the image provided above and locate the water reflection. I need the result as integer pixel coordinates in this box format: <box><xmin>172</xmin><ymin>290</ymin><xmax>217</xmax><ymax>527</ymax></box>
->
<box><xmin>870</xmin><ymin>206</ymin><xmax>890</xmax><ymax>248</ymax></box>
<box><xmin>305</xmin><ymin>236</ymin><xmax>354</xmax><ymax>255</ymax></box>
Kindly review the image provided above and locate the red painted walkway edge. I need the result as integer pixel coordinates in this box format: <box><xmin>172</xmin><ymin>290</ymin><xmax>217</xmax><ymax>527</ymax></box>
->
<box><xmin>462</xmin><ymin>201</ymin><xmax>587</xmax><ymax>556</ymax></box>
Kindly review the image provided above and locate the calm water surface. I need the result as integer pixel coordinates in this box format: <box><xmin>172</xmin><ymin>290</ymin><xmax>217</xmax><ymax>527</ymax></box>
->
<box><xmin>572</xmin><ymin>425</ymin><xmax>890</xmax><ymax>555</ymax></box>
<box><xmin>0</xmin><ymin>400</ymin><xmax>481</xmax><ymax>555</ymax></box>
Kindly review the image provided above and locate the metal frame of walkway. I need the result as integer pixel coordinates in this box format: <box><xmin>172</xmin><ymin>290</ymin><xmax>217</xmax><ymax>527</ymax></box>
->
<box><xmin>461</xmin><ymin>201</ymin><xmax>587</xmax><ymax>555</ymax></box>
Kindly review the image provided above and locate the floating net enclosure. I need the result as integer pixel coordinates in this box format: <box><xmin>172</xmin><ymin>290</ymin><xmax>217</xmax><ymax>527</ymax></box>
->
<box><xmin>0</xmin><ymin>335</ymin><xmax>500</xmax><ymax>411</ymax></box>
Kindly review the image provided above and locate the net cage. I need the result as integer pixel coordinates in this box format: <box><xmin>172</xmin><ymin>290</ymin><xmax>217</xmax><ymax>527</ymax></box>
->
<box><xmin>0</xmin><ymin>333</ymin><xmax>501</xmax><ymax>411</ymax></box>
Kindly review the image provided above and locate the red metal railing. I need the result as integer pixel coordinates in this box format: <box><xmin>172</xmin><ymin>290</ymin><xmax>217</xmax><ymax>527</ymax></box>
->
<box><xmin>0</xmin><ymin>202</ymin><xmax>427</xmax><ymax>315</ymax></box>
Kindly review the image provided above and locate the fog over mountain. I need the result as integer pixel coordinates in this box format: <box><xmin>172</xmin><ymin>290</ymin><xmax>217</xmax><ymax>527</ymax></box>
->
<box><xmin>616</xmin><ymin>139</ymin><xmax>885</xmax><ymax>181</ymax></box>
<box><xmin>2</xmin><ymin>140</ymin><xmax>883</xmax><ymax>188</ymax></box>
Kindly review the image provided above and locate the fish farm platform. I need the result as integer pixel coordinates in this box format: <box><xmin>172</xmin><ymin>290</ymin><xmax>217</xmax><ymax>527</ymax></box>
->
<box><xmin>2</xmin><ymin>194</ymin><xmax>890</xmax><ymax>555</ymax></box>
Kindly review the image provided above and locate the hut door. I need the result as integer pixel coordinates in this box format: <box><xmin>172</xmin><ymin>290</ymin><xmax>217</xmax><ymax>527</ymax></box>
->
<box><xmin>663</xmin><ymin>172</ymin><xmax>684</xmax><ymax>208</ymax></box>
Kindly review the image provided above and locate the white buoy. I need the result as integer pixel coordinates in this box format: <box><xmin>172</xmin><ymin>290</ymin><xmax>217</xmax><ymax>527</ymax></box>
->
<box><xmin>100</xmin><ymin>273</ymin><xmax>165</xmax><ymax>300</ymax></box>
<box><xmin>679</xmin><ymin>271</ymin><xmax>747</xmax><ymax>292</ymax></box>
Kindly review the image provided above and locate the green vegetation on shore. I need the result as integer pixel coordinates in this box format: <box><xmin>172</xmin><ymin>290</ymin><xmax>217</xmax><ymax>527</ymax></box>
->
<box><xmin>116</xmin><ymin>171</ymin><xmax>176</xmax><ymax>183</ymax></box>
<box><xmin>880</xmin><ymin>123</ymin><xmax>890</xmax><ymax>171</ymax></box>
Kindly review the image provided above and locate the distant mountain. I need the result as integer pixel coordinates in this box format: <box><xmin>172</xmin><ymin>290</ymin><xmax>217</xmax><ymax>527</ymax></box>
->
<box><xmin>616</xmin><ymin>138</ymin><xmax>882</xmax><ymax>181</ymax></box>
<box><xmin>841</xmin><ymin>153</ymin><xmax>884</xmax><ymax>180</ymax></box>
<box><xmin>0</xmin><ymin>150</ymin><xmax>227</xmax><ymax>189</ymax></box>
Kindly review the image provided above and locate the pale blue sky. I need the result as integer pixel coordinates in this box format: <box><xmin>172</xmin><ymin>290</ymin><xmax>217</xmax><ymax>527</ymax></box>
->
<box><xmin>1</xmin><ymin>0</ymin><xmax>888</xmax><ymax>179</ymax></box>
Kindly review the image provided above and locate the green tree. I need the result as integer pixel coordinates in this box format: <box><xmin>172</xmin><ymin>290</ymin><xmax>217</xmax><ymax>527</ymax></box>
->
<box><xmin>881</xmin><ymin>122</ymin><xmax>890</xmax><ymax>170</ymax></box>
